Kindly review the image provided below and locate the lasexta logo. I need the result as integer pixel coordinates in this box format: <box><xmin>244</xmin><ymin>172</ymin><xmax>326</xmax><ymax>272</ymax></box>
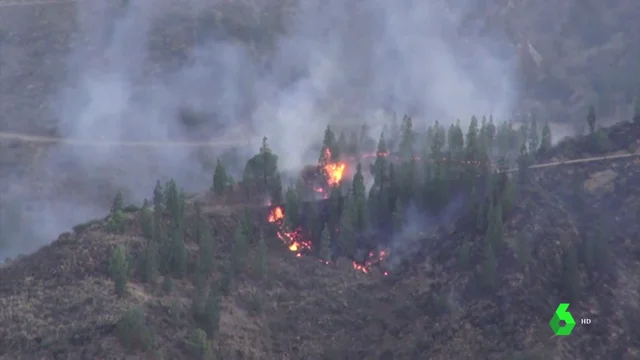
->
<box><xmin>549</xmin><ymin>303</ymin><xmax>576</xmax><ymax>336</ymax></box>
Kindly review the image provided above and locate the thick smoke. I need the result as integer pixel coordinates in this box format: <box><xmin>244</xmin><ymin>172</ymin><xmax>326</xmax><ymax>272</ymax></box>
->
<box><xmin>0</xmin><ymin>0</ymin><xmax>516</xmax><ymax>260</ymax></box>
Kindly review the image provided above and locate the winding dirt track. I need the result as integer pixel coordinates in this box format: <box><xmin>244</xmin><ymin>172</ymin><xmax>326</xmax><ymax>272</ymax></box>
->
<box><xmin>2</xmin><ymin>129</ymin><xmax>639</xmax><ymax>172</ymax></box>
<box><xmin>0</xmin><ymin>130</ymin><xmax>253</xmax><ymax>148</ymax></box>
<box><xmin>0</xmin><ymin>0</ymin><xmax>75</xmax><ymax>7</ymax></box>
<box><xmin>504</xmin><ymin>151</ymin><xmax>640</xmax><ymax>173</ymax></box>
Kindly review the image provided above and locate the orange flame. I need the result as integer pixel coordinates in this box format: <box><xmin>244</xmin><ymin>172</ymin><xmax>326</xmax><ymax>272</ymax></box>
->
<box><xmin>268</xmin><ymin>206</ymin><xmax>312</xmax><ymax>257</ymax></box>
<box><xmin>352</xmin><ymin>262</ymin><xmax>370</xmax><ymax>273</ymax></box>
<box><xmin>324</xmin><ymin>162</ymin><xmax>346</xmax><ymax>186</ymax></box>
<box><xmin>267</xmin><ymin>174</ymin><xmax>390</xmax><ymax>276</ymax></box>
<box><xmin>321</xmin><ymin>148</ymin><xmax>346</xmax><ymax>187</ymax></box>
<box><xmin>268</xmin><ymin>207</ymin><xmax>284</xmax><ymax>222</ymax></box>
<box><xmin>352</xmin><ymin>250</ymin><xmax>389</xmax><ymax>275</ymax></box>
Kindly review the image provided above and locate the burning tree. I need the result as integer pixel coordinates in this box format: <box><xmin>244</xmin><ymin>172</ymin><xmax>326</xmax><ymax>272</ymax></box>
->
<box><xmin>317</xmin><ymin>125</ymin><xmax>346</xmax><ymax>192</ymax></box>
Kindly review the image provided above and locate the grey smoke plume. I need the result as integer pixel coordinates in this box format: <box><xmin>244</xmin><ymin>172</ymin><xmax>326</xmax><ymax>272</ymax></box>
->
<box><xmin>383</xmin><ymin>194</ymin><xmax>469</xmax><ymax>271</ymax></box>
<box><xmin>0</xmin><ymin>0</ymin><xmax>516</xmax><ymax>259</ymax></box>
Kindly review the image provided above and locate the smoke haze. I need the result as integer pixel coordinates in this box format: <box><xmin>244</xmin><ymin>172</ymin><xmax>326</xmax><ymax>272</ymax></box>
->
<box><xmin>0</xmin><ymin>0</ymin><xmax>516</xmax><ymax>259</ymax></box>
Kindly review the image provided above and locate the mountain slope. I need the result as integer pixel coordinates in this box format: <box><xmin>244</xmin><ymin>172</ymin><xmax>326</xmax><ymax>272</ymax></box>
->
<box><xmin>2</xmin><ymin>121</ymin><xmax>640</xmax><ymax>360</ymax></box>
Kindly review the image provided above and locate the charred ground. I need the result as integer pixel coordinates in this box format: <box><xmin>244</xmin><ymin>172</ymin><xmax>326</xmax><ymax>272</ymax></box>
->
<box><xmin>2</xmin><ymin>117</ymin><xmax>640</xmax><ymax>360</ymax></box>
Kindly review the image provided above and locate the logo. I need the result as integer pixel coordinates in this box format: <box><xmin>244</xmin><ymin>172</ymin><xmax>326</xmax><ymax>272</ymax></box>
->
<box><xmin>549</xmin><ymin>303</ymin><xmax>576</xmax><ymax>336</ymax></box>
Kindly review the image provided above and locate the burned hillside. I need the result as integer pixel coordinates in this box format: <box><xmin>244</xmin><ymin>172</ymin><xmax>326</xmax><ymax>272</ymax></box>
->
<box><xmin>2</xmin><ymin>112</ymin><xmax>640</xmax><ymax>359</ymax></box>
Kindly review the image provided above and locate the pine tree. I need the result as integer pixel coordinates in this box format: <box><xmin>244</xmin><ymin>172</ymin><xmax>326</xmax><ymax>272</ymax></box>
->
<box><xmin>352</xmin><ymin>164</ymin><xmax>367</xmax><ymax>232</ymax></box>
<box><xmin>370</xmin><ymin>134</ymin><xmax>389</xmax><ymax>223</ymax></box>
<box><xmin>284</xmin><ymin>186</ymin><xmax>301</xmax><ymax>228</ymax></box>
<box><xmin>371</xmin><ymin>133</ymin><xmax>389</xmax><ymax>182</ymax></box>
<box><xmin>539</xmin><ymin>120</ymin><xmax>552</xmax><ymax>154</ymax></box>
<box><xmin>517</xmin><ymin>142</ymin><xmax>530</xmax><ymax>183</ymax></box>
<box><xmin>305</xmin><ymin>200</ymin><xmax>318</xmax><ymax>240</ymax></box>
<box><xmin>582</xmin><ymin>223</ymin><xmax>611</xmax><ymax>277</ymax></box>
<box><xmin>202</xmin><ymin>288</ymin><xmax>221</xmax><ymax>338</ymax></box>
<box><xmin>462</xmin><ymin>116</ymin><xmax>481</xmax><ymax>185</ymax></box>
<box><xmin>111</xmin><ymin>191</ymin><xmax>124</xmax><ymax>214</ymax></box>
<box><xmin>465</xmin><ymin>116</ymin><xmax>480</xmax><ymax>160</ymax></box>
<box><xmin>347</xmin><ymin>131</ymin><xmax>359</xmax><ymax>157</ymax></box>
<box><xmin>106</xmin><ymin>210</ymin><xmax>127</xmax><ymax>234</ymax></box>
<box><xmin>196</xmin><ymin>219</ymin><xmax>214</xmax><ymax>277</ymax></box>
<box><xmin>391</xmin><ymin>198</ymin><xmax>403</xmax><ymax>232</ymax></box>
<box><xmin>398</xmin><ymin>115</ymin><xmax>415</xmax><ymax>161</ymax></box>
<box><xmin>141</xmin><ymin>239</ymin><xmax>159</xmax><ymax>283</ymax></box>
<box><xmin>453</xmin><ymin>120</ymin><xmax>465</xmax><ymax>155</ymax></box>
<box><xmin>319</xmin><ymin>125</ymin><xmax>338</xmax><ymax>162</ymax></box>
<box><xmin>242</xmin><ymin>137</ymin><xmax>281</xmax><ymax>202</ymax></box>
<box><xmin>496</xmin><ymin>121</ymin><xmax>509</xmax><ymax>157</ymax></box>
<box><xmin>154</xmin><ymin>217</ymin><xmax>171</xmax><ymax>274</ymax></box>
<box><xmin>486</xmin><ymin>115</ymin><xmax>496</xmax><ymax>152</ymax></box>
<box><xmin>507</xmin><ymin>120</ymin><xmax>519</xmax><ymax>154</ymax></box>
<box><xmin>587</xmin><ymin>105</ymin><xmax>596</xmax><ymax>134</ymax></box>
<box><xmin>170</xmin><ymin>226</ymin><xmax>187</xmax><ymax>278</ymax></box>
<box><xmin>431</xmin><ymin>121</ymin><xmax>445</xmax><ymax>158</ymax></box>
<box><xmin>328</xmin><ymin>187</ymin><xmax>342</xmax><ymax>229</ymax></box>
<box><xmin>501</xmin><ymin>175</ymin><xmax>516</xmax><ymax>216</ymax></box>
<box><xmin>528</xmin><ymin>115</ymin><xmax>539</xmax><ymax>153</ymax></box>
<box><xmin>212</xmin><ymin>159</ymin><xmax>228</xmax><ymax>196</ymax></box>
<box><xmin>337</xmin><ymin>196</ymin><xmax>356</xmax><ymax>256</ymax></box>
<box><xmin>152</xmin><ymin>180</ymin><xmax>164</xmax><ymax>212</ymax></box>
<box><xmin>337</xmin><ymin>131</ymin><xmax>348</xmax><ymax>156</ymax></box>
<box><xmin>165</xmin><ymin>179</ymin><xmax>184</xmax><ymax>229</ymax></box>
<box><xmin>140</xmin><ymin>205</ymin><xmax>154</xmax><ymax>240</ymax></box>
<box><xmin>194</xmin><ymin>201</ymin><xmax>203</xmax><ymax>239</ymax></box>
<box><xmin>318</xmin><ymin>224</ymin><xmax>332</xmax><ymax>262</ymax></box>
<box><xmin>269</xmin><ymin>172</ymin><xmax>283</xmax><ymax>204</ymax></box>
<box><xmin>241</xmin><ymin>207</ymin><xmax>253</xmax><ymax>241</ymax></box>
<box><xmin>188</xmin><ymin>328</ymin><xmax>212</xmax><ymax>359</ymax></box>
<box><xmin>519</xmin><ymin>120</ymin><xmax>529</xmax><ymax>152</ymax></box>
<box><xmin>109</xmin><ymin>244</ymin><xmax>130</xmax><ymax>297</ymax></box>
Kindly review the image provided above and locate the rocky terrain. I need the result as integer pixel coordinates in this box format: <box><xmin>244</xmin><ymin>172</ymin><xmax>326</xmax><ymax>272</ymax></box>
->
<box><xmin>467</xmin><ymin>0</ymin><xmax>639</xmax><ymax>123</ymax></box>
<box><xmin>0</xmin><ymin>0</ymin><xmax>637</xmax><ymax>134</ymax></box>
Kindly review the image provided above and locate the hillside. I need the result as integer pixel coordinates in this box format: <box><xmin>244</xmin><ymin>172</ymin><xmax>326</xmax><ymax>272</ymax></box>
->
<box><xmin>1</xmin><ymin>118</ymin><xmax>640</xmax><ymax>359</ymax></box>
<box><xmin>0</xmin><ymin>0</ymin><xmax>637</xmax><ymax>135</ymax></box>
<box><xmin>464</xmin><ymin>0</ymin><xmax>639</xmax><ymax>123</ymax></box>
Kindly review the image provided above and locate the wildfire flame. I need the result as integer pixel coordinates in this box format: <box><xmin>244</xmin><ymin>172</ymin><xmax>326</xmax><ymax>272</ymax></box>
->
<box><xmin>321</xmin><ymin>148</ymin><xmax>347</xmax><ymax>187</ymax></box>
<box><xmin>268</xmin><ymin>206</ymin><xmax>284</xmax><ymax>222</ymax></box>
<box><xmin>324</xmin><ymin>162</ymin><xmax>346</xmax><ymax>186</ymax></box>
<box><xmin>267</xmin><ymin>205</ymin><xmax>389</xmax><ymax>275</ymax></box>
<box><xmin>268</xmin><ymin>206</ymin><xmax>312</xmax><ymax>256</ymax></box>
<box><xmin>352</xmin><ymin>250</ymin><xmax>388</xmax><ymax>275</ymax></box>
